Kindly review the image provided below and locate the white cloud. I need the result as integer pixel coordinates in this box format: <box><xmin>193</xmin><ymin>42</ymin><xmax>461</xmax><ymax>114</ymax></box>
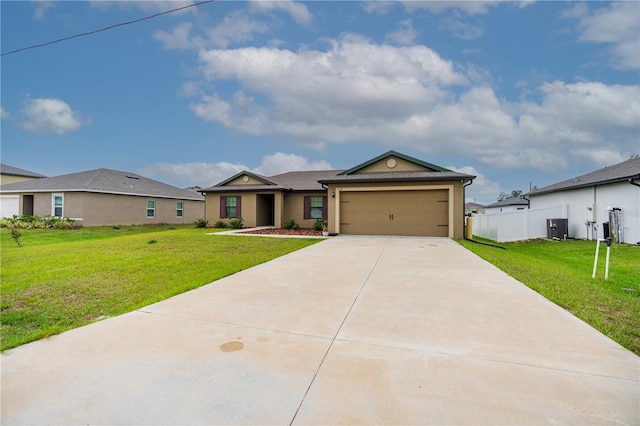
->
<box><xmin>249</xmin><ymin>1</ymin><xmax>313</xmax><ymax>26</ymax></box>
<box><xmin>386</xmin><ymin>19</ymin><xmax>419</xmax><ymax>46</ymax></box>
<box><xmin>32</xmin><ymin>1</ymin><xmax>55</xmax><ymax>20</ymax></box>
<box><xmin>139</xmin><ymin>152</ymin><xmax>334</xmax><ymax>188</ymax></box>
<box><xmin>154</xmin><ymin>22</ymin><xmax>204</xmax><ymax>50</ymax></box>
<box><xmin>19</xmin><ymin>98</ymin><xmax>84</xmax><ymax>135</ymax></box>
<box><xmin>402</xmin><ymin>1</ymin><xmax>500</xmax><ymax>16</ymax></box>
<box><xmin>254</xmin><ymin>152</ymin><xmax>333</xmax><ymax>175</ymax></box>
<box><xmin>448</xmin><ymin>165</ymin><xmax>501</xmax><ymax>204</ymax></box>
<box><xmin>438</xmin><ymin>12</ymin><xmax>485</xmax><ymax>40</ymax></box>
<box><xmin>184</xmin><ymin>36</ymin><xmax>638</xmax><ymax>174</ymax></box>
<box><xmin>139</xmin><ymin>161</ymin><xmax>247</xmax><ymax>188</ymax></box>
<box><xmin>206</xmin><ymin>11</ymin><xmax>270</xmax><ymax>48</ymax></box>
<box><xmin>0</xmin><ymin>107</ymin><xmax>10</xmax><ymax>119</ymax></box>
<box><xmin>90</xmin><ymin>1</ymin><xmax>196</xmax><ymax>15</ymax></box>
<box><xmin>564</xmin><ymin>2</ymin><xmax>640</xmax><ymax>70</ymax></box>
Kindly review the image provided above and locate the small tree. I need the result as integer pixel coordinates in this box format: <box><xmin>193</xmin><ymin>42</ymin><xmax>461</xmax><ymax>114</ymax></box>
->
<box><xmin>498</xmin><ymin>189</ymin><xmax>523</xmax><ymax>201</ymax></box>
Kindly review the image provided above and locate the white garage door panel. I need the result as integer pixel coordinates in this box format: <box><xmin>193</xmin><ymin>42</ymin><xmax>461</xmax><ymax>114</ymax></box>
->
<box><xmin>0</xmin><ymin>195</ymin><xmax>20</xmax><ymax>218</ymax></box>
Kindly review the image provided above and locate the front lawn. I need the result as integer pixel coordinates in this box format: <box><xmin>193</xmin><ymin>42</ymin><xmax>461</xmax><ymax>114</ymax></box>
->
<box><xmin>0</xmin><ymin>225</ymin><xmax>322</xmax><ymax>351</ymax></box>
<box><xmin>458</xmin><ymin>238</ymin><xmax>640</xmax><ymax>355</ymax></box>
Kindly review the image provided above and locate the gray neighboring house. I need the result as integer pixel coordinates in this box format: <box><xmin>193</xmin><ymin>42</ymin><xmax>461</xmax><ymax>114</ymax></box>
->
<box><xmin>0</xmin><ymin>168</ymin><xmax>204</xmax><ymax>226</ymax></box>
<box><xmin>528</xmin><ymin>156</ymin><xmax>640</xmax><ymax>244</ymax></box>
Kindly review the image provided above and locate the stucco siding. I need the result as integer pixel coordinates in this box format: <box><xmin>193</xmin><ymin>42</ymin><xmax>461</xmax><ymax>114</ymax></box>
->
<box><xmin>28</xmin><ymin>192</ymin><xmax>203</xmax><ymax>226</ymax></box>
<box><xmin>530</xmin><ymin>182</ymin><xmax>639</xmax><ymax>243</ymax></box>
<box><xmin>355</xmin><ymin>157</ymin><xmax>425</xmax><ymax>173</ymax></box>
<box><xmin>282</xmin><ymin>192</ymin><xmax>326</xmax><ymax>228</ymax></box>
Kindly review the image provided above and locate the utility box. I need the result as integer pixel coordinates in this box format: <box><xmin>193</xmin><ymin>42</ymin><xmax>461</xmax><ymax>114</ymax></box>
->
<box><xmin>547</xmin><ymin>218</ymin><xmax>569</xmax><ymax>240</ymax></box>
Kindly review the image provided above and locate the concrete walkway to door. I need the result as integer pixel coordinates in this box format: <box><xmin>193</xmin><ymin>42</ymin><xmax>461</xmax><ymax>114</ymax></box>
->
<box><xmin>1</xmin><ymin>236</ymin><xmax>638</xmax><ymax>425</ymax></box>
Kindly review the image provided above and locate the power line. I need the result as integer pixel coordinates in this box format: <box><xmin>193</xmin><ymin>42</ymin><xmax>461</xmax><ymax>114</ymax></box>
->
<box><xmin>1</xmin><ymin>0</ymin><xmax>214</xmax><ymax>57</ymax></box>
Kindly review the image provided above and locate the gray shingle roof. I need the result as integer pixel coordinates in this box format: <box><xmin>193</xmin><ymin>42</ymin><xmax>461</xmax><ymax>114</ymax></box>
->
<box><xmin>269</xmin><ymin>170</ymin><xmax>344</xmax><ymax>191</ymax></box>
<box><xmin>0</xmin><ymin>168</ymin><xmax>204</xmax><ymax>201</ymax></box>
<box><xmin>529</xmin><ymin>156</ymin><xmax>640</xmax><ymax>196</ymax></box>
<box><xmin>202</xmin><ymin>170</ymin><xmax>344</xmax><ymax>192</ymax></box>
<box><xmin>484</xmin><ymin>197</ymin><xmax>529</xmax><ymax>208</ymax></box>
<box><xmin>0</xmin><ymin>164</ymin><xmax>47</xmax><ymax>179</ymax></box>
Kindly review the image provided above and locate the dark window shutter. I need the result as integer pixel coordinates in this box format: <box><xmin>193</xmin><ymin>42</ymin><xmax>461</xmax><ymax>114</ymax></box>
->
<box><xmin>303</xmin><ymin>196</ymin><xmax>311</xmax><ymax>220</ymax></box>
<box><xmin>220</xmin><ymin>196</ymin><xmax>226</xmax><ymax>218</ymax></box>
<box><xmin>236</xmin><ymin>196</ymin><xmax>242</xmax><ymax>218</ymax></box>
<box><xmin>322</xmin><ymin>196</ymin><xmax>328</xmax><ymax>220</ymax></box>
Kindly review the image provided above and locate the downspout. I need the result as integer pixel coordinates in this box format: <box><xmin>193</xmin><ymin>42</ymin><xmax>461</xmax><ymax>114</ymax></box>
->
<box><xmin>629</xmin><ymin>176</ymin><xmax>640</xmax><ymax>189</ymax></box>
<box><xmin>198</xmin><ymin>190</ymin><xmax>206</xmax><ymax>221</ymax></box>
<box><xmin>462</xmin><ymin>178</ymin><xmax>506</xmax><ymax>249</ymax></box>
<box><xmin>462</xmin><ymin>179</ymin><xmax>473</xmax><ymax>240</ymax></box>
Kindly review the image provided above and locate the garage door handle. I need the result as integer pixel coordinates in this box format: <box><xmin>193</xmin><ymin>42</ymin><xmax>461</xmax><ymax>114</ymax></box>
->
<box><xmin>389</xmin><ymin>213</ymin><xmax>394</xmax><ymax>220</ymax></box>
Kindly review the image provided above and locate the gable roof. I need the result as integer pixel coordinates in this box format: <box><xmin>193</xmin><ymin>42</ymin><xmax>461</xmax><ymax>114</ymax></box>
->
<box><xmin>529</xmin><ymin>156</ymin><xmax>640</xmax><ymax>196</ymax></box>
<box><xmin>320</xmin><ymin>151</ymin><xmax>474</xmax><ymax>184</ymax></box>
<box><xmin>0</xmin><ymin>168</ymin><xmax>204</xmax><ymax>201</ymax></box>
<box><xmin>339</xmin><ymin>150</ymin><xmax>450</xmax><ymax>175</ymax></box>
<box><xmin>213</xmin><ymin>171</ymin><xmax>279</xmax><ymax>187</ymax></box>
<box><xmin>202</xmin><ymin>170</ymin><xmax>344</xmax><ymax>192</ymax></box>
<box><xmin>0</xmin><ymin>164</ymin><xmax>47</xmax><ymax>179</ymax></box>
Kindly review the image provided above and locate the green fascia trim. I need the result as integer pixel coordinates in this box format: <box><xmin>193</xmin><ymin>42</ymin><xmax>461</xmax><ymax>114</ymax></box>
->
<box><xmin>339</xmin><ymin>150</ymin><xmax>451</xmax><ymax>175</ymax></box>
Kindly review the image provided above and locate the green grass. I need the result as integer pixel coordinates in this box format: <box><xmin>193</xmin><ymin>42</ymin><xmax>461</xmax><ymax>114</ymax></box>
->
<box><xmin>1</xmin><ymin>225</ymin><xmax>322</xmax><ymax>351</ymax></box>
<box><xmin>458</xmin><ymin>238</ymin><xmax>640</xmax><ymax>355</ymax></box>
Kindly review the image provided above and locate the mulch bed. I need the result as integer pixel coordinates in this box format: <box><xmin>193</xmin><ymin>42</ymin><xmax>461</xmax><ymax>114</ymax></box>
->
<box><xmin>239</xmin><ymin>228</ymin><xmax>324</xmax><ymax>236</ymax></box>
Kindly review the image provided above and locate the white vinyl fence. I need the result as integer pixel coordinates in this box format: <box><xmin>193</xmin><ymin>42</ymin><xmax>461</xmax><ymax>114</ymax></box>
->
<box><xmin>472</xmin><ymin>204</ymin><xmax>567</xmax><ymax>242</ymax></box>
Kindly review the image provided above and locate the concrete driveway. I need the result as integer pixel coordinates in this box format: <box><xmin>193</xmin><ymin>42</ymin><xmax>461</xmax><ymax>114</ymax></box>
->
<box><xmin>1</xmin><ymin>236</ymin><xmax>638</xmax><ymax>425</ymax></box>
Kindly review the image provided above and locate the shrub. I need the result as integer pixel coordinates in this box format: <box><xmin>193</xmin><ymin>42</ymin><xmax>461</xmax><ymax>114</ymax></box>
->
<box><xmin>194</xmin><ymin>218</ymin><xmax>209</xmax><ymax>228</ymax></box>
<box><xmin>213</xmin><ymin>220</ymin><xmax>228</xmax><ymax>228</ymax></box>
<box><xmin>312</xmin><ymin>218</ymin><xmax>327</xmax><ymax>231</ymax></box>
<box><xmin>228</xmin><ymin>218</ymin><xmax>244</xmax><ymax>229</ymax></box>
<box><xmin>0</xmin><ymin>215</ymin><xmax>75</xmax><ymax>230</ymax></box>
<box><xmin>283</xmin><ymin>218</ymin><xmax>299</xmax><ymax>230</ymax></box>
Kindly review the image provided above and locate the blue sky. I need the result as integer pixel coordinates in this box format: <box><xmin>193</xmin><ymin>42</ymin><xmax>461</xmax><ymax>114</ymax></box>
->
<box><xmin>2</xmin><ymin>1</ymin><xmax>639</xmax><ymax>204</ymax></box>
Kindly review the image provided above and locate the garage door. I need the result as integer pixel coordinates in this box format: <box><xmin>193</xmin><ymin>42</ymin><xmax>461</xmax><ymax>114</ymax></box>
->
<box><xmin>339</xmin><ymin>190</ymin><xmax>449</xmax><ymax>236</ymax></box>
<box><xmin>0</xmin><ymin>195</ymin><xmax>19</xmax><ymax>218</ymax></box>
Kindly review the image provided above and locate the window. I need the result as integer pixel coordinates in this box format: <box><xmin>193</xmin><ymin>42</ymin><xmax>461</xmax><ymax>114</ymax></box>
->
<box><xmin>147</xmin><ymin>200</ymin><xmax>156</xmax><ymax>218</ymax></box>
<box><xmin>52</xmin><ymin>194</ymin><xmax>63</xmax><ymax>217</ymax></box>
<box><xmin>310</xmin><ymin>196</ymin><xmax>323</xmax><ymax>219</ymax></box>
<box><xmin>176</xmin><ymin>201</ymin><xmax>184</xmax><ymax>217</ymax></box>
<box><xmin>220</xmin><ymin>196</ymin><xmax>242</xmax><ymax>218</ymax></box>
<box><xmin>226</xmin><ymin>196</ymin><xmax>237</xmax><ymax>218</ymax></box>
<box><xmin>304</xmin><ymin>195</ymin><xmax>327</xmax><ymax>220</ymax></box>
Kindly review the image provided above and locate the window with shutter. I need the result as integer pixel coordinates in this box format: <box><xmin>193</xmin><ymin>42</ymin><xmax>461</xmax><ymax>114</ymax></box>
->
<box><xmin>223</xmin><ymin>196</ymin><xmax>242</xmax><ymax>218</ymax></box>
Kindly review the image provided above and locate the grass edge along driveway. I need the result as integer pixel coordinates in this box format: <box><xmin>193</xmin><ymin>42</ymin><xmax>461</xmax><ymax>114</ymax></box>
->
<box><xmin>458</xmin><ymin>238</ymin><xmax>640</xmax><ymax>356</ymax></box>
<box><xmin>1</xmin><ymin>226</ymin><xmax>322</xmax><ymax>351</ymax></box>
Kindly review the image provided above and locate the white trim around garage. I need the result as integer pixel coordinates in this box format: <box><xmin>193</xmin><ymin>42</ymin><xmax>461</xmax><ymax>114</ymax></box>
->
<box><xmin>333</xmin><ymin>184</ymin><xmax>455</xmax><ymax>238</ymax></box>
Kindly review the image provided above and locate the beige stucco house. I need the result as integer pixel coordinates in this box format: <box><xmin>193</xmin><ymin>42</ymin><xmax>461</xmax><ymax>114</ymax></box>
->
<box><xmin>202</xmin><ymin>151</ymin><xmax>475</xmax><ymax>238</ymax></box>
<box><xmin>0</xmin><ymin>168</ymin><xmax>204</xmax><ymax>226</ymax></box>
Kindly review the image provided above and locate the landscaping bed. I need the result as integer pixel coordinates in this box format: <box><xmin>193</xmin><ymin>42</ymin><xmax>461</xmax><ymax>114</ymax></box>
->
<box><xmin>240</xmin><ymin>228</ymin><xmax>324</xmax><ymax>237</ymax></box>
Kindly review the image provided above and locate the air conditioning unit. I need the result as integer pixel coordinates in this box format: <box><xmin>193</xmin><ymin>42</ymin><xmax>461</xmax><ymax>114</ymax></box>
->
<box><xmin>547</xmin><ymin>218</ymin><xmax>569</xmax><ymax>240</ymax></box>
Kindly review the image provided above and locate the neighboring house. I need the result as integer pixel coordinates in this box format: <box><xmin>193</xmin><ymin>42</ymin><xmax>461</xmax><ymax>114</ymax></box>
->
<box><xmin>465</xmin><ymin>202</ymin><xmax>485</xmax><ymax>215</ymax></box>
<box><xmin>201</xmin><ymin>151</ymin><xmax>475</xmax><ymax>238</ymax></box>
<box><xmin>0</xmin><ymin>164</ymin><xmax>47</xmax><ymax>185</ymax></box>
<box><xmin>0</xmin><ymin>164</ymin><xmax>47</xmax><ymax>217</ymax></box>
<box><xmin>527</xmin><ymin>156</ymin><xmax>640</xmax><ymax>244</ymax></box>
<box><xmin>483</xmin><ymin>197</ymin><xmax>529</xmax><ymax>214</ymax></box>
<box><xmin>0</xmin><ymin>168</ymin><xmax>204</xmax><ymax>226</ymax></box>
